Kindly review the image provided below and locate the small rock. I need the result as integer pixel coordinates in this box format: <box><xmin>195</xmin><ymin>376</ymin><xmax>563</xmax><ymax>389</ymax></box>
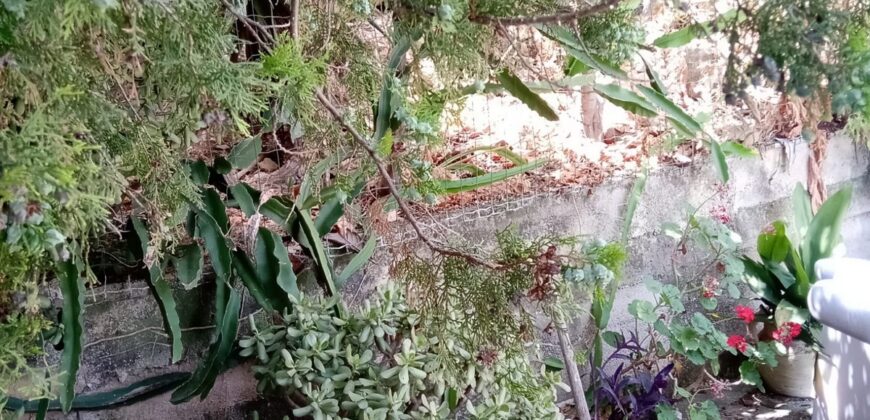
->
<box><xmin>258</xmin><ymin>157</ymin><xmax>279</xmax><ymax>172</ymax></box>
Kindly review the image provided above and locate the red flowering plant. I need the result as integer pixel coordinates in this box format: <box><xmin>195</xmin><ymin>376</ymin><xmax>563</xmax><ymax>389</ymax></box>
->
<box><xmin>615</xmin><ymin>196</ymin><xmax>765</xmax><ymax>416</ymax></box>
<box><xmin>740</xmin><ymin>186</ymin><xmax>853</xmax><ymax>352</ymax></box>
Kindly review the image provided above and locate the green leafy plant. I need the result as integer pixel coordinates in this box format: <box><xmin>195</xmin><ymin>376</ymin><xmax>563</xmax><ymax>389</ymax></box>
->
<box><xmin>614</xmin><ymin>198</ymin><xmax>758</xmax><ymax>417</ymax></box>
<box><xmin>741</xmin><ymin>184</ymin><xmax>854</xmax><ymax>344</ymax></box>
<box><xmin>243</xmin><ymin>286</ymin><xmax>566</xmax><ymax>419</ymax></box>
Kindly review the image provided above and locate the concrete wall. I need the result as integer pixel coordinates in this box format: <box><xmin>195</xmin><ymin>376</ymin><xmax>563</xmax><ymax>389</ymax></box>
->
<box><xmin>41</xmin><ymin>137</ymin><xmax>870</xmax><ymax>419</ymax></box>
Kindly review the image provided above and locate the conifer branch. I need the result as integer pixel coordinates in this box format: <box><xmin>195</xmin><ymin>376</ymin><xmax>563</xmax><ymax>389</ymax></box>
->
<box><xmin>313</xmin><ymin>89</ymin><xmax>501</xmax><ymax>270</ymax></box>
<box><xmin>470</xmin><ymin>0</ymin><xmax>621</xmax><ymax>26</ymax></box>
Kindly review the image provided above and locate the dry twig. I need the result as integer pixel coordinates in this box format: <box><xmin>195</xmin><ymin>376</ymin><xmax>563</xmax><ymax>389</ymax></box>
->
<box><xmin>314</xmin><ymin>89</ymin><xmax>501</xmax><ymax>269</ymax></box>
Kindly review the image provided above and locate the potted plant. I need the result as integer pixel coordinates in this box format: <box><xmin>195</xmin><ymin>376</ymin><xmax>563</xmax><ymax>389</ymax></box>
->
<box><xmin>739</xmin><ymin>185</ymin><xmax>853</xmax><ymax>397</ymax></box>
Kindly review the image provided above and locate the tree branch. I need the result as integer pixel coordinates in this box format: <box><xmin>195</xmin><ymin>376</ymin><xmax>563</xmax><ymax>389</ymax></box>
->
<box><xmin>470</xmin><ymin>0</ymin><xmax>621</xmax><ymax>26</ymax></box>
<box><xmin>314</xmin><ymin>90</ymin><xmax>501</xmax><ymax>270</ymax></box>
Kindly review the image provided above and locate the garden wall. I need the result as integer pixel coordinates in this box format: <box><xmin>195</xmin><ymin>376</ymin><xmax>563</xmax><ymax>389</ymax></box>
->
<box><xmin>42</xmin><ymin>136</ymin><xmax>870</xmax><ymax>419</ymax></box>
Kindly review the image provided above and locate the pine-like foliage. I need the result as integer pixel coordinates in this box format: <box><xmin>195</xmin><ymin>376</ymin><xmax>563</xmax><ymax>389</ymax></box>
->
<box><xmin>0</xmin><ymin>0</ymin><xmax>277</xmax><ymax>398</ymax></box>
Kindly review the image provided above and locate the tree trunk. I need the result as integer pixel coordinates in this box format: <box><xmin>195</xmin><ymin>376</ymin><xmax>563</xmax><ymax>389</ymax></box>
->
<box><xmin>557</xmin><ymin>324</ymin><xmax>592</xmax><ymax>420</ymax></box>
<box><xmin>581</xmin><ymin>85</ymin><xmax>603</xmax><ymax>141</ymax></box>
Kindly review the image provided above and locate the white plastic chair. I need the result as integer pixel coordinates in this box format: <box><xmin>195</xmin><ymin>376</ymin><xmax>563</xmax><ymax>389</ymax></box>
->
<box><xmin>809</xmin><ymin>258</ymin><xmax>870</xmax><ymax>419</ymax></box>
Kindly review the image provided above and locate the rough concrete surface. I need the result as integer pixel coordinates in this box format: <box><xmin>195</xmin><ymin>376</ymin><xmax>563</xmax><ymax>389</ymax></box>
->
<box><xmin>31</xmin><ymin>137</ymin><xmax>870</xmax><ymax>419</ymax></box>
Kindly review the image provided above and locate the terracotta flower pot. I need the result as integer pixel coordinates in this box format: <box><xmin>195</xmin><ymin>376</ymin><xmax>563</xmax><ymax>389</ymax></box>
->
<box><xmin>753</xmin><ymin>321</ymin><xmax>816</xmax><ymax>398</ymax></box>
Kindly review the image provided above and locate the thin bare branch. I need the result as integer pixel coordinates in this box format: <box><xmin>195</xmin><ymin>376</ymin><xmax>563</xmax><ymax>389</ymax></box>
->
<box><xmin>290</xmin><ymin>0</ymin><xmax>300</xmax><ymax>40</ymax></box>
<box><xmin>470</xmin><ymin>0</ymin><xmax>621</xmax><ymax>26</ymax></box>
<box><xmin>314</xmin><ymin>89</ymin><xmax>501</xmax><ymax>270</ymax></box>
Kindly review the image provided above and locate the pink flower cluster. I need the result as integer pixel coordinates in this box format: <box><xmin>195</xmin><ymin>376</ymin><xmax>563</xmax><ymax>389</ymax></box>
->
<box><xmin>710</xmin><ymin>204</ymin><xmax>731</xmax><ymax>225</ymax></box>
<box><xmin>727</xmin><ymin>335</ymin><xmax>748</xmax><ymax>353</ymax></box>
<box><xmin>772</xmin><ymin>322</ymin><xmax>802</xmax><ymax>346</ymax></box>
<box><xmin>702</xmin><ymin>276</ymin><xmax>720</xmax><ymax>298</ymax></box>
<box><xmin>735</xmin><ymin>305</ymin><xmax>755</xmax><ymax>324</ymax></box>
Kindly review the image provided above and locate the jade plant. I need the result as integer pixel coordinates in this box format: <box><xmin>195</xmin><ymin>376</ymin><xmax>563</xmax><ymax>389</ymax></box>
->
<box><xmin>241</xmin><ymin>286</ymin><xmax>566</xmax><ymax>420</ymax></box>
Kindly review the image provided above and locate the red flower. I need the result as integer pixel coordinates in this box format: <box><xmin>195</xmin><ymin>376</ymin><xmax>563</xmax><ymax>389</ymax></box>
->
<box><xmin>735</xmin><ymin>305</ymin><xmax>755</xmax><ymax>324</ymax></box>
<box><xmin>702</xmin><ymin>289</ymin><xmax>715</xmax><ymax>299</ymax></box>
<box><xmin>727</xmin><ymin>335</ymin><xmax>748</xmax><ymax>353</ymax></box>
<box><xmin>773</xmin><ymin>322</ymin><xmax>803</xmax><ymax>346</ymax></box>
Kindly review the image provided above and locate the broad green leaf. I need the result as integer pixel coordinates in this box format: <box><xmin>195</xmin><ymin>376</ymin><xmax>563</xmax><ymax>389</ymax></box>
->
<box><xmin>660</xmin><ymin>284</ymin><xmax>685</xmax><ymax>313</ymax></box>
<box><xmin>201</xmin><ymin>189</ymin><xmax>228</xmax><ymax>233</ymax></box>
<box><xmin>636</xmin><ymin>85</ymin><xmax>703</xmax><ymax>135</ymax></box>
<box><xmin>336</xmin><ymin>234</ymin><xmax>378</xmax><ymax>289</ymax></box>
<box><xmin>591</xmin><ymin>285</ymin><xmax>613</xmax><ymax>329</ymax></box>
<box><xmin>437</xmin><ymin>159</ymin><xmax>547</xmax><ymax>194</ymax></box>
<box><xmin>739</xmin><ymin>361</ymin><xmax>764</xmax><ymax>390</ymax></box>
<box><xmin>757</xmin><ymin>221</ymin><xmax>791</xmax><ymax>263</ymax></box>
<box><xmin>233</xmin><ymin>250</ymin><xmax>288</xmax><ymax>311</ymax></box>
<box><xmin>640</xmin><ymin>55</ymin><xmax>667</xmax><ymax>95</ymax></box>
<box><xmin>657</xmin><ymin>405</ymin><xmax>679</xmax><ymax>420</ymax></box>
<box><xmin>36</xmin><ymin>395</ymin><xmax>48</xmax><ymax>420</ymax></box>
<box><xmin>496</xmin><ymin>69</ymin><xmax>559</xmax><ymax>121</ymax></box>
<box><xmin>298</xmin><ymin>152</ymin><xmax>346</xmax><ymax>206</ymax></box>
<box><xmin>296</xmin><ymin>209</ymin><xmax>338</xmax><ymax>297</ymax></box>
<box><xmin>148</xmin><ymin>261</ymin><xmax>183</xmax><ymax>363</ymax></box>
<box><xmin>229</xmin><ymin>183</ymin><xmax>257</xmax><ymax>217</ymax></box>
<box><xmin>653</xmin><ymin>26</ymin><xmax>699</xmax><ymax>49</ymax></box>
<box><xmin>542</xmin><ymin>356</ymin><xmax>565</xmax><ymax>372</ymax></box>
<box><xmin>720</xmin><ymin>141</ymin><xmax>759</xmax><ymax>158</ymax></box>
<box><xmin>801</xmin><ymin>185</ymin><xmax>853</xmax><ymax>280</ymax></box>
<box><xmin>447</xmin><ymin>388</ymin><xmax>459</xmax><ymax>410</ymax></box>
<box><xmin>4</xmin><ymin>372</ymin><xmax>191</xmax><ymax>412</ymax></box>
<box><xmin>439</xmin><ymin>145</ymin><xmax>528</xmax><ymax>168</ymax></box>
<box><xmin>536</xmin><ymin>25</ymin><xmax>628</xmax><ymax>79</ymax></box>
<box><xmin>194</xmin><ymin>211</ymin><xmax>232</xmax><ymax>282</ymax></box>
<box><xmin>228</xmin><ymin>181</ymin><xmax>297</xmax><ymax>228</ymax></box>
<box><xmin>56</xmin><ymin>260</ymin><xmax>84</xmax><ymax>414</ymax></box>
<box><xmin>171</xmin><ymin>288</ymin><xmax>240</xmax><ymax>403</ymax></box>
<box><xmin>690</xmin><ymin>313</ymin><xmax>714</xmax><ymax>333</ymax></box>
<box><xmin>628</xmin><ymin>300</ymin><xmax>657</xmax><ymax>322</ymax></box>
<box><xmin>593</xmin><ymin>84</ymin><xmax>658</xmax><ymax>117</ymax></box>
<box><xmin>700</xmin><ymin>297</ymin><xmax>717</xmax><ymax>310</ymax></box>
<box><xmin>213</xmin><ymin>157</ymin><xmax>232</xmax><ymax>174</ymax></box>
<box><xmin>621</xmin><ymin>167</ymin><xmax>647</xmax><ymax>242</ymax></box>
<box><xmin>709</xmin><ymin>140</ymin><xmax>729</xmax><ymax>183</ymax></box>
<box><xmin>227</xmin><ymin>136</ymin><xmax>262</xmax><ymax>169</ymax></box>
<box><xmin>689</xmin><ymin>400</ymin><xmax>721</xmax><ymax>420</ymax></box>
<box><xmin>263</xmin><ymin>229</ymin><xmax>299</xmax><ymax>298</ymax></box>
<box><xmin>133</xmin><ymin>218</ymin><xmax>183</xmax><ymax>363</ymax></box>
<box><xmin>315</xmin><ymin>198</ymin><xmax>344</xmax><ymax>237</ymax></box>
<box><xmin>374</xmin><ymin>37</ymin><xmax>412</xmax><ymax>143</ymax></box>
<box><xmin>188</xmin><ymin>161</ymin><xmax>210</xmax><ymax>185</ymax></box>
<box><xmin>741</xmin><ymin>257</ymin><xmax>781</xmax><ymax>305</ymax></box>
<box><xmin>792</xmin><ymin>184</ymin><xmax>813</xmax><ymax>242</ymax></box>
<box><xmin>444</xmin><ymin>162</ymin><xmax>486</xmax><ymax>176</ymax></box>
<box><xmin>774</xmin><ymin>299</ymin><xmax>809</xmax><ymax>325</ymax></box>
<box><xmin>653</xmin><ymin>9</ymin><xmax>744</xmax><ymax>49</ymax></box>
<box><xmin>173</xmin><ymin>244</ymin><xmax>203</xmax><ymax>290</ymax></box>
<box><xmin>601</xmin><ymin>331</ymin><xmax>624</xmax><ymax>347</ymax></box>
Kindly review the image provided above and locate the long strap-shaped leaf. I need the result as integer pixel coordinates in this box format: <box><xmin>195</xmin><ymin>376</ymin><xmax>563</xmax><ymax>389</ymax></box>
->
<box><xmin>3</xmin><ymin>372</ymin><xmax>190</xmax><ymax>412</ymax></box>
<box><xmin>131</xmin><ymin>218</ymin><xmax>184</xmax><ymax>363</ymax></box>
<box><xmin>170</xmin><ymin>288</ymin><xmax>240</xmax><ymax>403</ymax></box>
<box><xmin>259</xmin><ymin>229</ymin><xmax>299</xmax><ymax>298</ymax></box>
<box><xmin>335</xmin><ymin>234</ymin><xmax>378</xmax><ymax>289</ymax></box>
<box><xmin>496</xmin><ymin>69</ymin><xmax>559</xmax><ymax>121</ymax></box>
<box><xmin>436</xmin><ymin>159</ymin><xmax>547</xmax><ymax>194</ymax></box>
<box><xmin>373</xmin><ymin>36</ymin><xmax>413</xmax><ymax>143</ymax></box>
<box><xmin>56</xmin><ymin>259</ymin><xmax>85</xmax><ymax>414</ymax></box>
<box><xmin>295</xmin><ymin>209</ymin><xmax>337</xmax><ymax>297</ymax></box>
